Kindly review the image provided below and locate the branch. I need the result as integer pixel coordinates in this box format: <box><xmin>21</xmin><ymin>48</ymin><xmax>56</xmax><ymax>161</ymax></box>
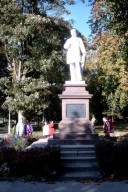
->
<box><xmin>18</xmin><ymin>60</ymin><xmax>22</xmax><ymax>81</ymax></box>
<box><xmin>12</xmin><ymin>58</ymin><xmax>18</xmax><ymax>80</ymax></box>
<box><xmin>4</xmin><ymin>43</ymin><xmax>10</xmax><ymax>63</ymax></box>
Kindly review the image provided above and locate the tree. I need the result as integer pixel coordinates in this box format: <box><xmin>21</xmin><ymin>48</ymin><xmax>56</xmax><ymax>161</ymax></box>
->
<box><xmin>86</xmin><ymin>0</ymin><xmax>128</xmax><ymax>119</ymax></box>
<box><xmin>0</xmin><ymin>54</ymin><xmax>9</xmax><ymax>117</ymax></box>
<box><xmin>88</xmin><ymin>0</ymin><xmax>128</xmax><ymax>36</ymax></box>
<box><xmin>0</xmin><ymin>0</ymin><xmax>76</xmax><ymax>124</ymax></box>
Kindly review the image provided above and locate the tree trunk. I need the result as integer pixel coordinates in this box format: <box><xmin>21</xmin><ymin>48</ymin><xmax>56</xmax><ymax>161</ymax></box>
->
<box><xmin>8</xmin><ymin>110</ymin><xmax>11</xmax><ymax>134</ymax></box>
<box><xmin>18</xmin><ymin>110</ymin><xmax>24</xmax><ymax>124</ymax></box>
<box><xmin>16</xmin><ymin>111</ymin><xmax>25</xmax><ymax>137</ymax></box>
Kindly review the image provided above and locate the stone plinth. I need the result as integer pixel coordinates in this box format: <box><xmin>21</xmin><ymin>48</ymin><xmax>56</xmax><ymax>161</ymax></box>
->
<box><xmin>57</xmin><ymin>81</ymin><xmax>97</xmax><ymax>139</ymax></box>
<box><xmin>60</xmin><ymin>81</ymin><xmax>91</xmax><ymax>120</ymax></box>
<box><xmin>48</xmin><ymin>81</ymin><xmax>99</xmax><ymax>145</ymax></box>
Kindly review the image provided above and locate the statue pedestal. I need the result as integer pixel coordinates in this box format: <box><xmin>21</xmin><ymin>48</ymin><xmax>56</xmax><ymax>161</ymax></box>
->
<box><xmin>48</xmin><ymin>81</ymin><xmax>98</xmax><ymax>145</ymax></box>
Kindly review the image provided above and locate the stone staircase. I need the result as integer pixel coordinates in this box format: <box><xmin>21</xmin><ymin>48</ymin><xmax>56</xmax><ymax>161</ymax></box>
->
<box><xmin>60</xmin><ymin>144</ymin><xmax>101</xmax><ymax>180</ymax></box>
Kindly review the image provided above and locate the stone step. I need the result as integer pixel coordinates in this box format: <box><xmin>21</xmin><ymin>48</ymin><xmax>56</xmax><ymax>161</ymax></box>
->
<box><xmin>48</xmin><ymin>139</ymin><xmax>98</xmax><ymax>145</ymax></box>
<box><xmin>60</xmin><ymin>144</ymin><xmax>95</xmax><ymax>151</ymax></box>
<box><xmin>64</xmin><ymin>166</ymin><xmax>98</xmax><ymax>172</ymax></box>
<box><xmin>61</xmin><ymin>150</ymin><xmax>95</xmax><ymax>157</ymax></box>
<box><xmin>53</xmin><ymin>133</ymin><xmax>99</xmax><ymax>140</ymax></box>
<box><xmin>63</xmin><ymin>161</ymin><xmax>97</xmax><ymax>168</ymax></box>
<box><xmin>57</xmin><ymin>142</ymin><xmax>100</xmax><ymax>180</ymax></box>
<box><xmin>61</xmin><ymin>171</ymin><xmax>101</xmax><ymax>180</ymax></box>
<box><xmin>61</xmin><ymin>156</ymin><xmax>96</xmax><ymax>163</ymax></box>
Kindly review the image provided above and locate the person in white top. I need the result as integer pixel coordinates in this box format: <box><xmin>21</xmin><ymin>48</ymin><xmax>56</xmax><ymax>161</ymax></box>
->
<box><xmin>64</xmin><ymin>29</ymin><xmax>86</xmax><ymax>81</ymax></box>
<box><xmin>42</xmin><ymin>121</ymin><xmax>49</xmax><ymax>137</ymax></box>
<box><xmin>91</xmin><ymin>116</ymin><xmax>96</xmax><ymax>130</ymax></box>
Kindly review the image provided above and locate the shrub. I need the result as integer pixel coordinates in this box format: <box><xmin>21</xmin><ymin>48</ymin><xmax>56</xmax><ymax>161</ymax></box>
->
<box><xmin>0</xmin><ymin>146</ymin><xmax>61</xmax><ymax>178</ymax></box>
<box><xmin>0</xmin><ymin>136</ymin><xmax>39</xmax><ymax>150</ymax></box>
<box><xmin>0</xmin><ymin>147</ymin><xmax>17</xmax><ymax>176</ymax></box>
<box><xmin>95</xmin><ymin>139</ymin><xmax>128</xmax><ymax>178</ymax></box>
<box><xmin>13</xmin><ymin>138</ymin><xmax>27</xmax><ymax>150</ymax></box>
<box><xmin>26</xmin><ymin>135</ymin><xmax>38</xmax><ymax>145</ymax></box>
<box><xmin>0</xmin><ymin>163</ymin><xmax>10</xmax><ymax>176</ymax></box>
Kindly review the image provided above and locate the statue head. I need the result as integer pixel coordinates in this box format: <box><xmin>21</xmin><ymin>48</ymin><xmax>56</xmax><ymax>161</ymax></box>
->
<box><xmin>70</xmin><ymin>28</ymin><xmax>77</xmax><ymax>37</ymax></box>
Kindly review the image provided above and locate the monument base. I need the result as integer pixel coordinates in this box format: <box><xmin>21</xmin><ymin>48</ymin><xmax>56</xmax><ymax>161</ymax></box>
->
<box><xmin>58</xmin><ymin>119</ymin><xmax>95</xmax><ymax>137</ymax></box>
<box><xmin>48</xmin><ymin>81</ymin><xmax>99</xmax><ymax>146</ymax></box>
<box><xmin>48</xmin><ymin>119</ymin><xmax>99</xmax><ymax>146</ymax></box>
<box><xmin>48</xmin><ymin>134</ymin><xmax>99</xmax><ymax>145</ymax></box>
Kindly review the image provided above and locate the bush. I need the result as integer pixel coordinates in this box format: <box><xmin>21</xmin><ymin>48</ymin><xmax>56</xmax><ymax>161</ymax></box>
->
<box><xmin>26</xmin><ymin>135</ymin><xmax>39</xmax><ymax>145</ymax></box>
<box><xmin>95</xmin><ymin>139</ymin><xmax>128</xmax><ymax>178</ymax></box>
<box><xmin>0</xmin><ymin>146</ymin><xmax>61</xmax><ymax>178</ymax></box>
<box><xmin>0</xmin><ymin>136</ymin><xmax>39</xmax><ymax>150</ymax></box>
<box><xmin>0</xmin><ymin>147</ymin><xmax>17</xmax><ymax>177</ymax></box>
<box><xmin>13</xmin><ymin>138</ymin><xmax>27</xmax><ymax>150</ymax></box>
<box><xmin>0</xmin><ymin>137</ymin><xmax>27</xmax><ymax>150</ymax></box>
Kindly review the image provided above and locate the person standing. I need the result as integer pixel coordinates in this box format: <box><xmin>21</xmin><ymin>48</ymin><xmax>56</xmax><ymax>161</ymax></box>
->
<box><xmin>64</xmin><ymin>28</ymin><xmax>86</xmax><ymax>81</ymax></box>
<box><xmin>103</xmin><ymin>117</ymin><xmax>110</xmax><ymax>137</ymax></box>
<box><xmin>108</xmin><ymin>116</ymin><xmax>114</xmax><ymax>133</ymax></box>
<box><xmin>48</xmin><ymin>121</ymin><xmax>55</xmax><ymax>137</ymax></box>
<box><xmin>42</xmin><ymin>121</ymin><xmax>49</xmax><ymax>137</ymax></box>
<box><xmin>91</xmin><ymin>116</ymin><xmax>96</xmax><ymax>130</ymax></box>
<box><xmin>24</xmin><ymin>120</ymin><xmax>33</xmax><ymax>136</ymax></box>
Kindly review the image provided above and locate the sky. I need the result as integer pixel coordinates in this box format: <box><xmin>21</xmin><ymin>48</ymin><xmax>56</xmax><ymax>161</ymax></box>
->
<box><xmin>64</xmin><ymin>1</ymin><xmax>92</xmax><ymax>39</ymax></box>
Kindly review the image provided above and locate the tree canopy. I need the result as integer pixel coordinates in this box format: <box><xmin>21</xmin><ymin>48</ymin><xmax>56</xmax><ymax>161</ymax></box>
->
<box><xmin>0</xmin><ymin>0</ymin><xmax>75</xmax><ymax>120</ymax></box>
<box><xmin>86</xmin><ymin>0</ymin><xmax>128</xmax><ymax>119</ymax></box>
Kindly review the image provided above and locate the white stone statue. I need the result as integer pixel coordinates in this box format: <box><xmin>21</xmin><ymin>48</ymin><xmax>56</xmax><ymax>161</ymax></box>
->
<box><xmin>64</xmin><ymin>29</ymin><xmax>86</xmax><ymax>81</ymax></box>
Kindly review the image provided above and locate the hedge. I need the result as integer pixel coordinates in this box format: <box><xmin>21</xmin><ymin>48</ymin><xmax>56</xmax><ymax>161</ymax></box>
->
<box><xmin>0</xmin><ymin>146</ymin><xmax>61</xmax><ymax>178</ymax></box>
<box><xmin>95</xmin><ymin>139</ymin><xmax>128</xmax><ymax>179</ymax></box>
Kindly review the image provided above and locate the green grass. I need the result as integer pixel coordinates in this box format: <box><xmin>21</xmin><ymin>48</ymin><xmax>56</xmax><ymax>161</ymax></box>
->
<box><xmin>0</xmin><ymin>123</ymin><xmax>128</xmax><ymax>140</ymax></box>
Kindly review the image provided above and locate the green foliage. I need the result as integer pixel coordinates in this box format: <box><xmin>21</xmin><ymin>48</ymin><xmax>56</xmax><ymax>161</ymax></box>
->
<box><xmin>13</xmin><ymin>138</ymin><xmax>27</xmax><ymax>150</ymax></box>
<box><xmin>0</xmin><ymin>0</ymin><xmax>73</xmax><ymax>117</ymax></box>
<box><xmin>86</xmin><ymin>0</ymin><xmax>128</xmax><ymax>118</ymax></box>
<box><xmin>88</xmin><ymin>0</ymin><xmax>128</xmax><ymax>36</ymax></box>
<box><xmin>105</xmin><ymin>0</ymin><xmax>128</xmax><ymax>36</ymax></box>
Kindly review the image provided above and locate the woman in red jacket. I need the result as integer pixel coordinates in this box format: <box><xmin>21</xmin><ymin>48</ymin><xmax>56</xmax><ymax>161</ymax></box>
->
<box><xmin>48</xmin><ymin>121</ymin><xmax>55</xmax><ymax>137</ymax></box>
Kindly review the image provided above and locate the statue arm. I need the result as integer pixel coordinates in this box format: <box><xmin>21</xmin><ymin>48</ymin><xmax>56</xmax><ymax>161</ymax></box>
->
<box><xmin>81</xmin><ymin>53</ymin><xmax>86</xmax><ymax>63</ymax></box>
<box><xmin>79</xmin><ymin>39</ymin><xmax>86</xmax><ymax>67</ymax></box>
<box><xmin>63</xmin><ymin>39</ymin><xmax>71</xmax><ymax>50</ymax></box>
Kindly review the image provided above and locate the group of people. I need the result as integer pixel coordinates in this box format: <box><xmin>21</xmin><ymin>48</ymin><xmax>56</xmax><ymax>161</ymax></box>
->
<box><xmin>91</xmin><ymin>115</ymin><xmax>114</xmax><ymax>137</ymax></box>
<box><xmin>15</xmin><ymin>119</ymin><xmax>55</xmax><ymax>138</ymax></box>
<box><xmin>15</xmin><ymin>119</ymin><xmax>33</xmax><ymax>138</ymax></box>
<box><xmin>42</xmin><ymin>121</ymin><xmax>55</xmax><ymax>137</ymax></box>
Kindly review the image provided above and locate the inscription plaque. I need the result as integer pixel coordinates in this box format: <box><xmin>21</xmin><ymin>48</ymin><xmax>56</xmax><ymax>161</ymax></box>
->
<box><xmin>66</xmin><ymin>104</ymin><xmax>86</xmax><ymax>118</ymax></box>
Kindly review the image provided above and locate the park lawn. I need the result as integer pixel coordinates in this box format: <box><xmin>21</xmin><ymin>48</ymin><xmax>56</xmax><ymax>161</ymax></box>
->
<box><xmin>0</xmin><ymin>124</ymin><xmax>128</xmax><ymax>140</ymax></box>
<box><xmin>0</xmin><ymin>128</ymin><xmax>43</xmax><ymax>140</ymax></box>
